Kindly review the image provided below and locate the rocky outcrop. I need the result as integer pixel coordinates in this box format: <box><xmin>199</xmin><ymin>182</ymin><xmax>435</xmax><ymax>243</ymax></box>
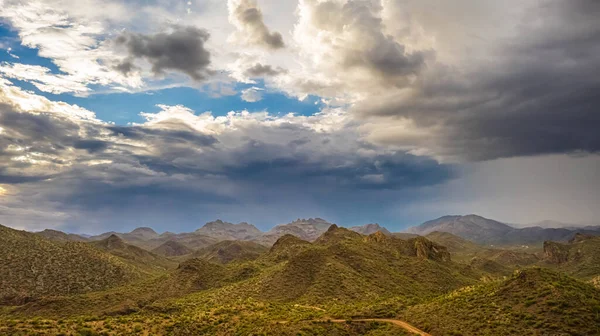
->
<box><xmin>410</xmin><ymin>237</ymin><xmax>452</xmax><ymax>262</ymax></box>
<box><xmin>543</xmin><ymin>241</ymin><xmax>570</xmax><ymax>264</ymax></box>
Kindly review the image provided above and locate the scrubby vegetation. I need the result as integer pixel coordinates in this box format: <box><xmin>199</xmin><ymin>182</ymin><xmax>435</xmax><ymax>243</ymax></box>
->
<box><xmin>0</xmin><ymin>225</ymin><xmax>143</xmax><ymax>305</ymax></box>
<box><xmin>2</xmin><ymin>224</ymin><xmax>599</xmax><ymax>335</ymax></box>
<box><xmin>403</xmin><ymin>268</ymin><xmax>600</xmax><ymax>335</ymax></box>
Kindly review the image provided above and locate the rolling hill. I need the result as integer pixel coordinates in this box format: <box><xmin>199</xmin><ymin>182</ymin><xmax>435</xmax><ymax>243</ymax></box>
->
<box><xmin>151</xmin><ymin>240</ymin><xmax>193</xmax><ymax>257</ymax></box>
<box><xmin>3</xmin><ymin>222</ymin><xmax>600</xmax><ymax>335</ymax></box>
<box><xmin>543</xmin><ymin>233</ymin><xmax>600</xmax><ymax>280</ymax></box>
<box><xmin>90</xmin><ymin>228</ymin><xmax>219</xmax><ymax>251</ymax></box>
<box><xmin>188</xmin><ymin>240</ymin><xmax>269</xmax><ymax>264</ymax></box>
<box><xmin>425</xmin><ymin>231</ymin><xmax>540</xmax><ymax>267</ymax></box>
<box><xmin>34</xmin><ymin>229</ymin><xmax>88</xmax><ymax>243</ymax></box>
<box><xmin>256</xmin><ymin>226</ymin><xmax>475</xmax><ymax>303</ymax></box>
<box><xmin>403</xmin><ymin>268</ymin><xmax>600</xmax><ymax>335</ymax></box>
<box><xmin>89</xmin><ymin>235</ymin><xmax>177</xmax><ymax>274</ymax></box>
<box><xmin>0</xmin><ymin>225</ymin><xmax>142</xmax><ymax>304</ymax></box>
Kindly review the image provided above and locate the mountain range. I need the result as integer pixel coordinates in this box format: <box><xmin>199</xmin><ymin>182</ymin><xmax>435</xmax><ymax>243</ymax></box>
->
<box><xmin>407</xmin><ymin>214</ymin><xmax>600</xmax><ymax>246</ymax></box>
<box><xmin>34</xmin><ymin>215</ymin><xmax>600</xmax><ymax>254</ymax></box>
<box><xmin>2</xmin><ymin>215</ymin><xmax>600</xmax><ymax>335</ymax></box>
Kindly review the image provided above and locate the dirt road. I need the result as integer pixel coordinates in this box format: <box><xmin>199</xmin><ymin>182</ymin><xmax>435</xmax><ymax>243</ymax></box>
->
<box><xmin>322</xmin><ymin>318</ymin><xmax>431</xmax><ymax>336</ymax></box>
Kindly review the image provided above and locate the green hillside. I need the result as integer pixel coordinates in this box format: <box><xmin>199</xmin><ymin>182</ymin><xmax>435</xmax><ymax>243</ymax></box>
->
<box><xmin>152</xmin><ymin>240</ymin><xmax>194</xmax><ymax>257</ymax></box>
<box><xmin>0</xmin><ymin>225</ymin><xmax>143</xmax><ymax>304</ymax></box>
<box><xmin>89</xmin><ymin>235</ymin><xmax>178</xmax><ymax>274</ymax></box>
<box><xmin>34</xmin><ymin>229</ymin><xmax>88</xmax><ymax>243</ymax></box>
<box><xmin>1</xmin><ymin>224</ymin><xmax>598</xmax><ymax>335</ymax></box>
<box><xmin>257</xmin><ymin>226</ymin><xmax>475</xmax><ymax>304</ymax></box>
<box><xmin>189</xmin><ymin>240</ymin><xmax>269</xmax><ymax>264</ymax></box>
<box><xmin>403</xmin><ymin>268</ymin><xmax>600</xmax><ymax>335</ymax></box>
<box><xmin>543</xmin><ymin>233</ymin><xmax>600</xmax><ymax>280</ymax></box>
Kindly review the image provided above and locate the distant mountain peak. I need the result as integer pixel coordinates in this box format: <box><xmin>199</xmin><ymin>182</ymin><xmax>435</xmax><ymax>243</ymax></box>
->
<box><xmin>104</xmin><ymin>234</ymin><xmax>126</xmax><ymax>249</ymax></box>
<box><xmin>130</xmin><ymin>227</ymin><xmax>157</xmax><ymax>234</ymax></box>
<box><xmin>350</xmin><ymin>223</ymin><xmax>392</xmax><ymax>235</ymax></box>
<box><xmin>196</xmin><ymin>220</ymin><xmax>262</xmax><ymax>241</ymax></box>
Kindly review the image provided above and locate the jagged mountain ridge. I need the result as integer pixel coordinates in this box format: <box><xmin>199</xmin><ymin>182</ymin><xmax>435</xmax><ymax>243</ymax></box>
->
<box><xmin>349</xmin><ymin>223</ymin><xmax>392</xmax><ymax>235</ymax></box>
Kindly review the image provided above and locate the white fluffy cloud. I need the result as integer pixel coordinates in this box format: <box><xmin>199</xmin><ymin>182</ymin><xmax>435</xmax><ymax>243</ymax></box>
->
<box><xmin>241</xmin><ymin>87</ymin><xmax>263</xmax><ymax>102</ymax></box>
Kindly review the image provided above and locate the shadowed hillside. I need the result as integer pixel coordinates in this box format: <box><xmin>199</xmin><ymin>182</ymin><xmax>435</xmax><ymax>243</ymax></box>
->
<box><xmin>189</xmin><ymin>240</ymin><xmax>269</xmax><ymax>264</ymax></box>
<box><xmin>89</xmin><ymin>235</ymin><xmax>177</xmax><ymax>274</ymax></box>
<box><xmin>151</xmin><ymin>240</ymin><xmax>193</xmax><ymax>257</ymax></box>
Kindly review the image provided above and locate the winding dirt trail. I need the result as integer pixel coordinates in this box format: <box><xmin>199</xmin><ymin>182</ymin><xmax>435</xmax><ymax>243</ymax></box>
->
<box><xmin>324</xmin><ymin>318</ymin><xmax>431</xmax><ymax>336</ymax></box>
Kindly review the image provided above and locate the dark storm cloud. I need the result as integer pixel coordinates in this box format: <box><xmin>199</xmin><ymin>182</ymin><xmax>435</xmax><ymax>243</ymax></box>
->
<box><xmin>244</xmin><ymin>63</ymin><xmax>286</xmax><ymax>77</ymax></box>
<box><xmin>0</xmin><ymin>95</ymin><xmax>456</xmax><ymax>231</ymax></box>
<box><xmin>356</xmin><ymin>0</ymin><xmax>600</xmax><ymax>161</ymax></box>
<box><xmin>230</xmin><ymin>0</ymin><xmax>285</xmax><ymax>50</ymax></box>
<box><xmin>73</xmin><ymin>140</ymin><xmax>110</xmax><ymax>153</ymax></box>
<box><xmin>107</xmin><ymin>124</ymin><xmax>217</xmax><ymax>147</ymax></box>
<box><xmin>115</xmin><ymin>26</ymin><xmax>213</xmax><ymax>80</ymax></box>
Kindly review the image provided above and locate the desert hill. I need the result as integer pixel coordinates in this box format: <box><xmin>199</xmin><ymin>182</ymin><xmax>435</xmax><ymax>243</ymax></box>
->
<box><xmin>34</xmin><ymin>229</ymin><xmax>88</xmax><ymax>243</ymax></box>
<box><xmin>151</xmin><ymin>240</ymin><xmax>193</xmax><ymax>257</ymax></box>
<box><xmin>0</xmin><ymin>225</ymin><xmax>142</xmax><ymax>304</ymax></box>
<box><xmin>89</xmin><ymin>235</ymin><xmax>177</xmax><ymax>274</ymax></box>
<box><xmin>543</xmin><ymin>233</ymin><xmax>600</xmax><ymax>280</ymax></box>
<box><xmin>189</xmin><ymin>240</ymin><xmax>269</xmax><ymax>264</ymax></box>
<box><xmin>404</xmin><ymin>268</ymin><xmax>600</xmax><ymax>335</ymax></box>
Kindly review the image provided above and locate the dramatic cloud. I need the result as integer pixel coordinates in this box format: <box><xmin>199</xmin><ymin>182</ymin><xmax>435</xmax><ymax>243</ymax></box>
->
<box><xmin>0</xmin><ymin>79</ymin><xmax>454</xmax><ymax>231</ymax></box>
<box><xmin>115</xmin><ymin>26</ymin><xmax>213</xmax><ymax>81</ymax></box>
<box><xmin>228</xmin><ymin>0</ymin><xmax>286</xmax><ymax>50</ymax></box>
<box><xmin>354</xmin><ymin>0</ymin><xmax>600</xmax><ymax>161</ymax></box>
<box><xmin>1</xmin><ymin>0</ymin><xmax>599</xmax><ymax>231</ymax></box>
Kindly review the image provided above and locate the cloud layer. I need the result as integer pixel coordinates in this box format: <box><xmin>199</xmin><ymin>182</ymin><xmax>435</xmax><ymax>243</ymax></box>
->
<box><xmin>0</xmin><ymin>78</ymin><xmax>453</xmax><ymax>231</ymax></box>
<box><xmin>0</xmin><ymin>0</ymin><xmax>599</xmax><ymax>231</ymax></box>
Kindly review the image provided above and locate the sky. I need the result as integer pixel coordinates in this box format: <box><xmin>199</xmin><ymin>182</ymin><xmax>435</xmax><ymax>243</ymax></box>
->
<box><xmin>0</xmin><ymin>0</ymin><xmax>599</xmax><ymax>234</ymax></box>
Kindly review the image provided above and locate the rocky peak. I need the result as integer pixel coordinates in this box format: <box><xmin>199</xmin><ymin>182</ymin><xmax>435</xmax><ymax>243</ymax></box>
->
<box><xmin>351</xmin><ymin>223</ymin><xmax>392</xmax><ymax>235</ymax></box>
<box><xmin>543</xmin><ymin>241</ymin><xmax>570</xmax><ymax>264</ymax></box>
<box><xmin>366</xmin><ymin>231</ymin><xmax>389</xmax><ymax>243</ymax></box>
<box><xmin>409</xmin><ymin>237</ymin><xmax>451</xmax><ymax>262</ymax></box>
<box><xmin>129</xmin><ymin>227</ymin><xmax>158</xmax><ymax>239</ymax></box>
